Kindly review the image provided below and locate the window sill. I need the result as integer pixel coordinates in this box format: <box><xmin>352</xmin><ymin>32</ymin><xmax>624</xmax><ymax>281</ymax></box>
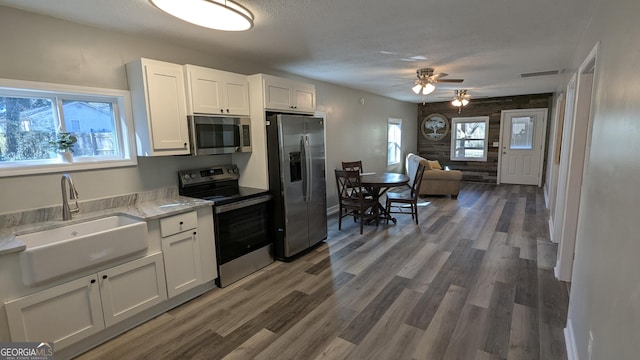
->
<box><xmin>0</xmin><ymin>157</ymin><xmax>138</xmax><ymax>178</ymax></box>
<box><xmin>450</xmin><ymin>158</ymin><xmax>487</xmax><ymax>162</ymax></box>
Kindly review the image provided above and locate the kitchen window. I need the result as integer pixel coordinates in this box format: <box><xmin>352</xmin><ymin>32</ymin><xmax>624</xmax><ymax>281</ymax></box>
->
<box><xmin>450</xmin><ymin>116</ymin><xmax>489</xmax><ymax>161</ymax></box>
<box><xmin>387</xmin><ymin>118</ymin><xmax>402</xmax><ymax>166</ymax></box>
<box><xmin>0</xmin><ymin>78</ymin><xmax>137</xmax><ymax>177</ymax></box>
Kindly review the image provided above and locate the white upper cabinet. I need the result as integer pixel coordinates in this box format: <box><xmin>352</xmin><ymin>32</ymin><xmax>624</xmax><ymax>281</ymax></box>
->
<box><xmin>262</xmin><ymin>75</ymin><xmax>316</xmax><ymax>113</ymax></box>
<box><xmin>184</xmin><ymin>65</ymin><xmax>250</xmax><ymax>116</ymax></box>
<box><xmin>126</xmin><ymin>58</ymin><xmax>190</xmax><ymax>156</ymax></box>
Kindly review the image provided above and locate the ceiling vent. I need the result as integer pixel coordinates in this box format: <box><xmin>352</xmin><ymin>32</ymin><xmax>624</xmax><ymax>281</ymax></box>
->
<box><xmin>519</xmin><ymin>69</ymin><xmax>563</xmax><ymax>78</ymax></box>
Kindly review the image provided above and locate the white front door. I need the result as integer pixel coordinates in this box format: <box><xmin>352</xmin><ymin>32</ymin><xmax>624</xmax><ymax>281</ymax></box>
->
<box><xmin>499</xmin><ymin>108</ymin><xmax>548</xmax><ymax>185</ymax></box>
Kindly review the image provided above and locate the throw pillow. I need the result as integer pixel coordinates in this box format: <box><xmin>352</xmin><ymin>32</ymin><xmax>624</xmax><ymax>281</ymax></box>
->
<box><xmin>428</xmin><ymin>160</ymin><xmax>442</xmax><ymax>170</ymax></box>
<box><xmin>419</xmin><ymin>159</ymin><xmax>431</xmax><ymax>170</ymax></box>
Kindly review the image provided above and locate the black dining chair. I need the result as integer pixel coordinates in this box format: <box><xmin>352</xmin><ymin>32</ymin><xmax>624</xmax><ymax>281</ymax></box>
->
<box><xmin>341</xmin><ymin>160</ymin><xmax>372</xmax><ymax>198</ymax></box>
<box><xmin>341</xmin><ymin>160</ymin><xmax>364</xmax><ymax>173</ymax></box>
<box><xmin>335</xmin><ymin>169</ymin><xmax>378</xmax><ymax>234</ymax></box>
<box><xmin>385</xmin><ymin>163</ymin><xmax>426</xmax><ymax>225</ymax></box>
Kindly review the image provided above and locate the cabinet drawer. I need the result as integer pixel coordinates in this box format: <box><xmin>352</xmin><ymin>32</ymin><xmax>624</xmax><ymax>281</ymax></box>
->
<box><xmin>160</xmin><ymin>211</ymin><xmax>197</xmax><ymax>237</ymax></box>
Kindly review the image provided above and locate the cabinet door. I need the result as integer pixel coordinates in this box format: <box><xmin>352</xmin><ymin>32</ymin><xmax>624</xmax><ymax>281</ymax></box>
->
<box><xmin>188</xmin><ymin>67</ymin><xmax>224</xmax><ymax>114</ymax></box>
<box><xmin>293</xmin><ymin>84</ymin><xmax>316</xmax><ymax>113</ymax></box>
<box><xmin>99</xmin><ymin>253</ymin><xmax>167</xmax><ymax>327</ymax></box>
<box><xmin>162</xmin><ymin>230</ymin><xmax>202</xmax><ymax>298</ymax></box>
<box><xmin>196</xmin><ymin>207</ymin><xmax>217</xmax><ymax>282</ymax></box>
<box><xmin>264</xmin><ymin>79</ymin><xmax>294</xmax><ymax>111</ymax></box>
<box><xmin>4</xmin><ymin>274</ymin><xmax>105</xmax><ymax>350</ymax></box>
<box><xmin>144</xmin><ymin>62</ymin><xmax>189</xmax><ymax>152</ymax></box>
<box><xmin>223</xmin><ymin>73</ymin><xmax>250</xmax><ymax>116</ymax></box>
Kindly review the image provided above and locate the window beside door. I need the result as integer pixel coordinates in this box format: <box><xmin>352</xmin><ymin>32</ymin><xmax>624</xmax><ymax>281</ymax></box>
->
<box><xmin>450</xmin><ymin>116</ymin><xmax>489</xmax><ymax>161</ymax></box>
<box><xmin>387</xmin><ymin>118</ymin><xmax>402</xmax><ymax>166</ymax></box>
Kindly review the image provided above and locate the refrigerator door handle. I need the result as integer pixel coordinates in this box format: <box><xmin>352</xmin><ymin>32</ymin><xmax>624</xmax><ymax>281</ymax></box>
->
<box><xmin>304</xmin><ymin>134</ymin><xmax>312</xmax><ymax>202</ymax></box>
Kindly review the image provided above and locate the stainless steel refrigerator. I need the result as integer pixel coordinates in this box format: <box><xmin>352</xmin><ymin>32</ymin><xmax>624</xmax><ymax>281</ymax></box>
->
<box><xmin>266</xmin><ymin>113</ymin><xmax>327</xmax><ymax>261</ymax></box>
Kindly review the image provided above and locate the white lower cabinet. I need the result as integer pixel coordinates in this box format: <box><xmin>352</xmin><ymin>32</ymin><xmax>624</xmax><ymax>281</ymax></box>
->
<box><xmin>99</xmin><ymin>253</ymin><xmax>167</xmax><ymax>327</ymax></box>
<box><xmin>159</xmin><ymin>209</ymin><xmax>217</xmax><ymax>297</ymax></box>
<box><xmin>162</xmin><ymin>230</ymin><xmax>202</xmax><ymax>298</ymax></box>
<box><xmin>4</xmin><ymin>252</ymin><xmax>167</xmax><ymax>350</ymax></box>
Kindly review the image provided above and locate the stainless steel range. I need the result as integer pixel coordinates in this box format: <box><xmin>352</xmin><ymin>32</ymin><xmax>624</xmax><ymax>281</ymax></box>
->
<box><xmin>178</xmin><ymin>164</ymin><xmax>273</xmax><ymax>287</ymax></box>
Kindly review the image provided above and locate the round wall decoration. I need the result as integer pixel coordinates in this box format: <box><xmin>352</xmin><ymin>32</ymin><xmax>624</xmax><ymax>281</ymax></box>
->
<box><xmin>421</xmin><ymin>113</ymin><xmax>450</xmax><ymax>141</ymax></box>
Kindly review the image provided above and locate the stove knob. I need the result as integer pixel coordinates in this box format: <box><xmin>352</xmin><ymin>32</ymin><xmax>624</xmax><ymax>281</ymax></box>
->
<box><xmin>190</xmin><ymin>173</ymin><xmax>197</xmax><ymax>179</ymax></box>
<box><xmin>233</xmin><ymin>168</ymin><xmax>239</xmax><ymax>174</ymax></box>
<box><xmin>182</xmin><ymin>174</ymin><xmax>191</xmax><ymax>181</ymax></box>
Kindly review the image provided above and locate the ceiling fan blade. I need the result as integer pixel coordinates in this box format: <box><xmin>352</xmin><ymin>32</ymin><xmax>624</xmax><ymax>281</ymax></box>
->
<box><xmin>390</xmin><ymin>82</ymin><xmax>413</xmax><ymax>87</ymax></box>
<box><xmin>437</xmin><ymin>79</ymin><xmax>464</xmax><ymax>83</ymax></box>
<box><xmin>430</xmin><ymin>72</ymin><xmax>448</xmax><ymax>80</ymax></box>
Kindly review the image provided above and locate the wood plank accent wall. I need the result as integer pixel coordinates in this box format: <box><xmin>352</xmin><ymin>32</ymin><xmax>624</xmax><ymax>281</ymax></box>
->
<box><xmin>417</xmin><ymin>93</ymin><xmax>553</xmax><ymax>183</ymax></box>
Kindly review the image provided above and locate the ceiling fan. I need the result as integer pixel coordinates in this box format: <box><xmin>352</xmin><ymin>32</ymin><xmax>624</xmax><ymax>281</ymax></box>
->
<box><xmin>412</xmin><ymin>68</ymin><xmax>464</xmax><ymax>95</ymax></box>
<box><xmin>451</xmin><ymin>89</ymin><xmax>471</xmax><ymax>113</ymax></box>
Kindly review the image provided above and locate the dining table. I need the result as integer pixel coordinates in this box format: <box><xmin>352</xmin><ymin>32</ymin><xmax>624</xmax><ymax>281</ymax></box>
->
<box><xmin>360</xmin><ymin>172</ymin><xmax>410</xmax><ymax>224</ymax></box>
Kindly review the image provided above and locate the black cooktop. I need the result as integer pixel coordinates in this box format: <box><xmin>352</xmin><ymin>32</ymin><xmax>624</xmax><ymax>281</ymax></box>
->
<box><xmin>178</xmin><ymin>165</ymin><xmax>269</xmax><ymax>206</ymax></box>
<box><xmin>202</xmin><ymin>186</ymin><xmax>270</xmax><ymax>205</ymax></box>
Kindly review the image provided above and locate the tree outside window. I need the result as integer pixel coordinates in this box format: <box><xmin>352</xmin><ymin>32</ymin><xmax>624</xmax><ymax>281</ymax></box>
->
<box><xmin>450</xmin><ymin>116</ymin><xmax>489</xmax><ymax>161</ymax></box>
<box><xmin>0</xmin><ymin>96</ymin><xmax>119</xmax><ymax>162</ymax></box>
<box><xmin>0</xmin><ymin>78</ymin><xmax>136</xmax><ymax>177</ymax></box>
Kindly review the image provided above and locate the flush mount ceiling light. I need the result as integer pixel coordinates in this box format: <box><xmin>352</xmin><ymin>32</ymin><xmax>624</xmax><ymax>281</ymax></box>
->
<box><xmin>150</xmin><ymin>0</ymin><xmax>254</xmax><ymax>31</ymax></box>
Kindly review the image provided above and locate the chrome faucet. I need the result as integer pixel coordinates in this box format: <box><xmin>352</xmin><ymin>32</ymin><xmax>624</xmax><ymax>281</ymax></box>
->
<box><xmin>61</xmin><ymin>174</ymin><xmax>80</xmax><ymax>221</ymax></box>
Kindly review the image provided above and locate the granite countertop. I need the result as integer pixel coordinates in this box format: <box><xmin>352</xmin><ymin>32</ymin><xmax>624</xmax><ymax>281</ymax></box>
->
<box><xmin>0</xmin><ymin>195</ymin><xmax>212</xmax><ymax>256</ymax></box>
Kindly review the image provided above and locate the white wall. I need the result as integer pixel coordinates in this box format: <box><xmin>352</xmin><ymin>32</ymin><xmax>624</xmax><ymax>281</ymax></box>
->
<box><xmin>557</xmin><ymin>0</ymin><xmax>640</xmax><ymax>358</ymax></box>
<box><xmin>0</xmin><ymin>6</ymin><xmax>416</xmax><ymax>214</ymax></box>
<box><xmin>315</xmin><ymin>81</ymin><xmax>417</xmax><ymax>207</ymax></box>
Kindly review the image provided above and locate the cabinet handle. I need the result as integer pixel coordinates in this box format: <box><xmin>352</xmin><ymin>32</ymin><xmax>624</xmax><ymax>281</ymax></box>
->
<box><xmin>90</xmin><ymin>279</ymin><xmax>96</xmax><ymax>284</ymax></box>
<box><xmin>183</xmin><ymin>142</ymin><xmax>187</xmax><ymax>148</ymax></box>
<box><xmin>179</xmin><ymin>221</ymin><xmax>184</xmax><ymax>225</ymax></box>
<box><xmin>220</xmin><ymin>109</ymin><xmax>224</xmax><ymax>113</ymax></box>
<box><xmin>226</xmin><ymin>109</ymin><xmax>230</xmax><ymax>113</ymax></box>
<box><xmin>193</xmin><ymin>231</ymin><xmax>197</xmax><ymax>235</ymax></box>
<box><xmin>102</xmin><ymin>275</ymin><xmax>108</xmax><ymax>280</ymax></box>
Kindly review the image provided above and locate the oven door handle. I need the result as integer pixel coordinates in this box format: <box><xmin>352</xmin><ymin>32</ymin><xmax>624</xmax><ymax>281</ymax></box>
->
<box><xmin>215</xmin><ymin>194</ymin><xmax>272</xmax><ymax>214</ymax></box>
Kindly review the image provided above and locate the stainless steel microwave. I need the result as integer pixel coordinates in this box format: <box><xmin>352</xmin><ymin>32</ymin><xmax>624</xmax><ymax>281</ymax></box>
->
<box><xmin>188</xmin><ymin>115</ymin><xmax>252</xmax><ymax>155</ymax></box>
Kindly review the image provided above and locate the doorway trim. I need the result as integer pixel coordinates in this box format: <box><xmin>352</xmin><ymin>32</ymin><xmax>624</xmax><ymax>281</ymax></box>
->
<box><xmin>555</xmin><ymin>42</ymin><xmax>600</xmax><ymax>282</ymax></box>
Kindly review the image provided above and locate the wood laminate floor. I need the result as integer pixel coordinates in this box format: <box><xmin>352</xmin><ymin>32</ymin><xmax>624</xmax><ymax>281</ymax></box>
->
<box><xmin>76</xmin><ymin>183</ymin><xmax>569</xmax><ymax>360</ymax></box>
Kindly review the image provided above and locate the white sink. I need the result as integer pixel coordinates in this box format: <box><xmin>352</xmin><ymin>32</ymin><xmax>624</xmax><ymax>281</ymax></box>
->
<box><xmin>18</xmin><ymin>215</ymin><xmax>148</xmax><ymax>286</ymax></box>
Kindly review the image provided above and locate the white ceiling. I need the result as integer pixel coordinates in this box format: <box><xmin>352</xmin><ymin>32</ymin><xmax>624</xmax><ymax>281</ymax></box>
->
<box><xmin>0</xmin><ymin>0</ymin><xmax>598</xmax><ymax>103</ymax></box>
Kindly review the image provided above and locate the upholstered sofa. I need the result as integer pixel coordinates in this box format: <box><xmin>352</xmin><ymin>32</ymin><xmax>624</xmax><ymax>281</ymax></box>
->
<box><xmin>406</xmin><ymin>153</ymin><xmax>463</xmax><ymax>198</ymax></box>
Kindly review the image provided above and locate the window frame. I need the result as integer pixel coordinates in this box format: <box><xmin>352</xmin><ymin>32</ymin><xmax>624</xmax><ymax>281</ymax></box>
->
<box><xmin>450</xmin><ymin>116</ymin><xmax>490</xmax><ymax>162</ymax></box>
<box><xmin>387</xmin><ymin>117</ymin><xmax>402</xmax><ymax>166</ymax></box>
<box><xmin>0</xmin><ymin>78</ymin><xmax>137</xmax><ymax>177</ymax></box>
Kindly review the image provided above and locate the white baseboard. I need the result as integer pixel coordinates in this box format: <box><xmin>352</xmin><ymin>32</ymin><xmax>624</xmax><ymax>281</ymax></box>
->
<box><xmin>327</xmin><ymin>205</ymin><xmax>339</xmax><ymax>216</ymax></box>
<box><xmin>565</xmin><ymin>319</ymin><xmax>579</xmax><ymax>360</ymax></box>
<box><xmin>548</xmin><ymin>217</ymin><xmax>557</xmax><ymax>243</ymax></box>
<box><xmin>554</xmin><ymin>263</ymin><xmax>562</xmax><ymax>281</ymax></box>
<box><xmin>544</xmin><ymin>186</ymin><xmax>550</xmax><ymax>208</ymax></box>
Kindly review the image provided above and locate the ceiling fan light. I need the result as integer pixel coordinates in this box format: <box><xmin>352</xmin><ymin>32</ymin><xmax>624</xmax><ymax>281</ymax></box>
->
<box><xmin>412</xmin><ymin>84</ymin><xmax>423</xmax><ymax>94</ymax></box>
<box><xmin>421</xmin><ymin>83</ymin><xmax>435</xmax><ymax>95</ymax></box>
<box><xmin>150</xmin><ymin>0</ymin><xmax>254</xmax><ymax>31</ymax></box>
<box><xmin>461</xmin><ymin>99</ymin><xmax>469</xmax><ymax>106</ymax></box>
<box><xmin>452</xmin><ymin>99</ymin><xmax>462</xmax><ymax>107</ymax></box>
